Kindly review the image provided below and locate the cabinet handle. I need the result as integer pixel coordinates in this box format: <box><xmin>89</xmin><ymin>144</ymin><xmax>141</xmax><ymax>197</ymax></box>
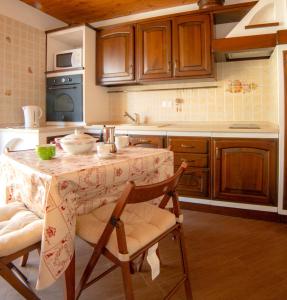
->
<box><xmin>134</xmin><ymin>140</ymin><xmax>151</xmax><ymax>145</ymax></box>
<box><xmin>181</xmin><ymin>144</ymin><xmax>194</xmax><ymax>148</ymax></box>
<box><xmin>174</xmin><ymin>60</ymin><xmax>178</xmax><ymax>74</ymax></box>
<box><xmin>216</xmin><ymin>148</ymin><xmax>221</xmax><ymax>160</ymax></box>
<box><xmin>181</xmin><ymin>158</ymin><xmax>195</xmax><ymax>163</ymax></box>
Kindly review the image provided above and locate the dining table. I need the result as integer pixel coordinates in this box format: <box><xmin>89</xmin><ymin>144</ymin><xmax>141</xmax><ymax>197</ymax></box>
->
<box><xmin>0</xmin><ymin>146</ymin><xmax>174</xmax><ymax>299</ymax></box>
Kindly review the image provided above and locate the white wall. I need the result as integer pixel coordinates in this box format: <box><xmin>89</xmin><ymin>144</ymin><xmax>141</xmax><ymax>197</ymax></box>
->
<box><xmin>0</xmin><ymin>0</ymin><xmax>66</xmax><ymax>30</ymax></box>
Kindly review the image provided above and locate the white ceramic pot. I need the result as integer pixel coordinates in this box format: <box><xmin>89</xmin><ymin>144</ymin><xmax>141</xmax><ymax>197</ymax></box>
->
<box><xmin>60</xmin><ymin>129</ymin><xmax>98</xmax><ymax>155</ymax></box>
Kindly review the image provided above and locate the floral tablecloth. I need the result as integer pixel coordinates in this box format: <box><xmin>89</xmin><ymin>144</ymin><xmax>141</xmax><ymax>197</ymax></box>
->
<box><xmin>0</xmin><ymin>147</ymin><xmax>173</xmax><ymax>290</ymax></box>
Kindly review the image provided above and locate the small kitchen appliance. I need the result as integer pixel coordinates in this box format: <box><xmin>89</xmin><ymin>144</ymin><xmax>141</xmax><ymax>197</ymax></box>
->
<box><xmin>46</xmin><ymin>74</ymin><xmax>83</xmax><ymax>122</ymax></box>
<box><xmin>54</xmin><ymin>48</ymin><xmax>82</xmax><ymax>71</ymax></box>
<box><xmin>102</xmin><ymin>125</ymin><xmax>117</xmax><ymax>153</ymax></box>
<box><xmin>22</xmin><ymin>105</ymin><xmax>43</xmax><ymax>128</ymax></box>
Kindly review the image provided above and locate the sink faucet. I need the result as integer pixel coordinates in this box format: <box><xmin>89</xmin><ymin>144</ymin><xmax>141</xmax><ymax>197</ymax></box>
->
<box><xmin>124</xmin><ymin>111</ymin><xmax>140</xmax><ymax>125</ymax></box>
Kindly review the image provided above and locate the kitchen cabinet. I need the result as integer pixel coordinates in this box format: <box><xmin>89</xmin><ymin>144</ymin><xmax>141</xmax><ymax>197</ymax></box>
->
<box><xmin>168</xmin><ymin>137</ymin><xmax>211</xmax><ymax>199</ymax></box>
<box><xmin>97</xmin><ymin>12</ymin><xmax>213</xmax><ymax>85</ymax></box>
<box><xmin>212</xmin><ymin>139</ymin><xmax>278</xmax><ymax>206</ymax></box>
<box><xmin>137</xmin><ymin>14</ymin><xmax>212</xmax><ymax>81</ymax></box>
<box><xmin>96</xmin><ymin>25</ymin><xmax>135</xmax><ymax>85</ymax></box>
<box><xmin>173</xmin><ymin>14</ymin><xmax>212</xmax><ymax>78</ymax></box>
<box><xmin>137</xmin><ymin>20</ymin><xmax>172</xmax><ymax>80</ymax></box>
<box><xmin>129</xmin><ymin>135</ymin><xmax>165</xmax><ymax>148</ymax></box>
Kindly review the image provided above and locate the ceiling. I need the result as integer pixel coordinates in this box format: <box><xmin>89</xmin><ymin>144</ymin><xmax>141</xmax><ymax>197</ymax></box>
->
<box><xmin>20</xmin><ymin>0</ymin><xmax>198</xmax><ymax>25</ymax></box>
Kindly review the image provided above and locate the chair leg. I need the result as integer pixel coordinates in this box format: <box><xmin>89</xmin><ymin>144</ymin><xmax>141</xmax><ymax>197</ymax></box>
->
<box><xmin>21</xmin><ymin>253</ymin><xmax>29</xmax><ymax>267</ymax></box>
<box><xmin>0</xmin><ymin>264</ymin><xmax>39</xmax><ymax>300</ymax></box>
<box><xmin>177</xmin><ymin>227</ymin><xmax>193</xmax><ymax>300</ymax></box>
<box><xmin>121</xmin><ymin>261</ymin><xmax>134</xmax><ymax>300</ymax></box>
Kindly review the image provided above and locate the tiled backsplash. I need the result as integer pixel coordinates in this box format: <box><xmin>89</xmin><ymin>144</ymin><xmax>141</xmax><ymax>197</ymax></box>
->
<box><xmin>0</xmin><ymin>14</ymin><xmax>46</xmax><ymax>125</ymax></box>
<box><xmin>109</xmin><ymin>58</ymin><xmax>278</xmax><ymax>124</ymax></box>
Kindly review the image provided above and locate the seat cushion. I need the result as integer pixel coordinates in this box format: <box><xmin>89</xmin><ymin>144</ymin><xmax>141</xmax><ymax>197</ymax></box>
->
<box><xmin>0</xmin><ymin>202</ymin><xmax>43</xmax><ymax>257</ymax></box>
<box><xmin>76</xmin><ymin>202</ymin><xmax>176</xmax><ymax>261</ymax></box>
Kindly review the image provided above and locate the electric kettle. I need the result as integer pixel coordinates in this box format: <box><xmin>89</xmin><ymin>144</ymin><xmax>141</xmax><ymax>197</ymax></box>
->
<box><xmin>22</xmin><ymin>106</ymin><xmax>43</xmax><ymax>128</ymax></box>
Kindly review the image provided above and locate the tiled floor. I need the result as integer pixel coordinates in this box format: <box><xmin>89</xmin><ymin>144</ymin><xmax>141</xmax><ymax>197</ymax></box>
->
<box><xmin>2</xmin><ymin>210</ymin><xmax>287</xmax><ymax>299</ymax></box>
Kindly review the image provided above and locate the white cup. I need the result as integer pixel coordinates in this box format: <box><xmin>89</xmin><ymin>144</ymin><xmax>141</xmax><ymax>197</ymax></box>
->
<box><xmin>96</xmin><ymin>143</ymin><xmax>111</xmax><ymax>157</ymax></box>
<box><xmin>115</xmin><ymin>136</ymin><xmax>129</xmax><ymax>150</ymax></box>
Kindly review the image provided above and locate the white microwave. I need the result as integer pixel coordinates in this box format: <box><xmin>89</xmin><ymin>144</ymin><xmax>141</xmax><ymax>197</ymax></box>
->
<box><xmin>54</xmin><ymin>48</ymin><xmax>82</xmax><ymax>70</ymax></box>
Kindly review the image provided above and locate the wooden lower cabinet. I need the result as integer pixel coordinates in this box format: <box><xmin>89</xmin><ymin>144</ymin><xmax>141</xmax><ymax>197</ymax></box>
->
<box><xmin>129</xmin><ymin>135</ymin><xmax>165</xmax><ymax>148</ymax></box>
<box><xmin>169</xmin><ymin>136</ymin><xmax>211</xmax><ymax>199</ymax></box>
<box><xmin>177</xmin><ymin>168</ymin><xmax>209</xmax><ymax>198</ymax></box>
<box><xmin>212</xmin><ymin>138</ymin><xmax>278</xmax><ymax>206</ymax></box>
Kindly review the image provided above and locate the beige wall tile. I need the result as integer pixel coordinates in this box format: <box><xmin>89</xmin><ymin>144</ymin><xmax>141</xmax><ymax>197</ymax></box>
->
<box><xmin>0</xmin><ymin>14</ymin><xmax>45</xmax><ymax>125</ymax></box>
<box><xmin>109</xmin><ymin>58</ymin><xmax>278</xmax><ymax>124</ymax></box>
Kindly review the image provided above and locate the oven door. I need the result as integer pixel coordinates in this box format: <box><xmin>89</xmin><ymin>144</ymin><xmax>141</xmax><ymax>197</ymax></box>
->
<box><xmin>46</xmin><ymin>76</ymin><xmax>83</xmax><ymax>122</ymax></box>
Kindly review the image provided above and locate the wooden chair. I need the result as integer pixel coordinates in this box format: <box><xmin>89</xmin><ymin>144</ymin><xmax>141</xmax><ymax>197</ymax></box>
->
<box><xmin>76</xmin><ymin>162</ymin><xmax>192</xmax><ymax>299</ymax></box>
<box><xmin>0</xmin><ymin>201</ymin><xmax>43</xmax><ymax>299</ymax></box>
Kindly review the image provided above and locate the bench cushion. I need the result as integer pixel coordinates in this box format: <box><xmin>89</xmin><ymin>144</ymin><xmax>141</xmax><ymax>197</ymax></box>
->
<box><xmin>0</xmin><ymin>202</ymin><xmax>43</xmax><ymax>257</ymax></box>
<box><xmin>76</xmin><ymin>202</ymin><xmax>176</xmax><ymax>261</ymax></box>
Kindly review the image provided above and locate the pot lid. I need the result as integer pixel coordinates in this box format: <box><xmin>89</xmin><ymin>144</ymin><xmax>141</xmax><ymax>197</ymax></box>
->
<box><xmin>61</xmin><ymin>129</ymin><xmax>96</xmax><ymax>144</ymax></box>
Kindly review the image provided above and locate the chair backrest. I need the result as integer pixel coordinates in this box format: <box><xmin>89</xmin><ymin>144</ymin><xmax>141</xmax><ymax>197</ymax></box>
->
<box><xmin>93</xmin><ymin>162</ymin><xmax>187</xmax><ymax>256</ymax></box>
<box><xmin>127</xmin><ymin>161</ymin><xmax>187</xmax><ymax>204</ymax></box>
<box><xmin>110</xmin><ymin>162</ymin><xmax>187</xmax><ymax>223</ymax></box>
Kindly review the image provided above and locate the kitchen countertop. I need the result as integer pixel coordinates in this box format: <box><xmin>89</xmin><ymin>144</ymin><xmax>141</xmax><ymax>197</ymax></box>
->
<box><xmin>86</xmin><ymin>121</ymin><xmax>279</xmax><ymax>133</ymax></box>
<box><xmin>0</xmin><ymin>122</ymin><xmax>279</xmax><ymax>138</ymax></box>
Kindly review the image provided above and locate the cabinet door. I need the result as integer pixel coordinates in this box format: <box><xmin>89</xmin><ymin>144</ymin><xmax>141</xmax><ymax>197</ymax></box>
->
<box><xmin>212</xmin><ymin>139</ymin><xmax>277</xmax><ymax>205</ymax></box>
<box><xmin>137</xmin><ymin>20</ymin><xmax>172</xmax><ymax>80</ymax></box>
<box><xmin>173</xmin><ymin>14</ymin><xmax>212</xmax><ymax>78</ymax></box>
<box><xmin>97</xmin><ymin>25</ymin><xmax>134</xmax><ymax>84</ymax></box>
<box><xmin>177</xmin><ymin>168</ymin><xmax>209</xmax><ymax>198</ymax></box>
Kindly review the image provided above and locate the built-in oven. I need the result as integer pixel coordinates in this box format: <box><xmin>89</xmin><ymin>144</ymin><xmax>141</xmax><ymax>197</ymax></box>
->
<box><xmin>46</xmin><ymin>74</ymin><xmax>83</xmax><ymax>122</ymax></box>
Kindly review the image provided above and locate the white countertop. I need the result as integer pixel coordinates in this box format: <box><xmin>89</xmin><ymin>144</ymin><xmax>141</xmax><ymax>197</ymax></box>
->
<box><xmin>0</xmin><ymin>122</ymin><xmax>279</xmax><ymax>138</ymax></box>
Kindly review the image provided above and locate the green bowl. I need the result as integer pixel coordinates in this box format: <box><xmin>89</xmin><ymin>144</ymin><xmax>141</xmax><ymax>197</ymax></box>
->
<box><xmin>36</xmin><ymin>144</ymin><xmax>56</xmax><ymax>160</ymax></box>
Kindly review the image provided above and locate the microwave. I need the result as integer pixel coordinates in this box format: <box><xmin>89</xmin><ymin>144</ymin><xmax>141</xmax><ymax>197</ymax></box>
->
<box><xmin>54</xmin><ymin>48</ymin><xmax>82</xmax><ymax>70</ymax></box>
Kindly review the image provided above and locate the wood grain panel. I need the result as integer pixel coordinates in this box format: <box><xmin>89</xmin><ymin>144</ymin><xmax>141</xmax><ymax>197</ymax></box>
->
<box><xmin>137</xmin><ymin>20</ymin><xmax>172</xmax><ymax>80</ymax></box>
<box><xmin>177</xmin><ymin>168</ymin><xmax>210</xmax><ymax>198</ymax></box>
<box><xmin>212</xmin><ymin>33</ymin><xmax>277</xmax><ymax>52</ymax></box>
<box><xmin>21</xmin><ymin>0</ymin><xmax>197</xmax><ymax>24</ymax></box>
<box><xmin>212</xmin><ymin>138</ymin><xmax>278</xmax><ymax>206</ymax></box>
<box><xmin>173</xmin><ymin>14</ymin><xmax>212</xmax><ymax>77</ymax></box>
<box><xmin>129</xmin><ymin>135</ymin><xmax>165</xmax><ymax>148</ymax></box>
<box><xmin>174</xmin><ymin>153</ymin><xmax>208</xmax><ymax>168</ymax></box>
<box><xmin>169</xmin><ymin>137</ymin><xmax>209</xmax><ymax>153</ymax></box>
<box><xmin>96</xmin><ymin>25</ymin><xmax>135</xmax><ymax>84</ymax></box>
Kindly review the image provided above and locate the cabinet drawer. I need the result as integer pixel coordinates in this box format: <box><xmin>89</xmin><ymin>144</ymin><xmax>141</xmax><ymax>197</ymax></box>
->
<box><xmin>169</xmin><ymin>137</ymin><xmax>209</xmax><ymax>153</ymax></box>
<box><xmin>174</xmin><ymin>153</ymin><xmax>208</xmax><ymax>168</ymax></box>
<box><xmin>129</xmin><ymin>135</ymin><xmax>165</xmax><ymax>148</ymax></box>
<box><xmin>176</xmin><ymin>168</ymin><xmax>209</xmax><ymax>198</ymax></box>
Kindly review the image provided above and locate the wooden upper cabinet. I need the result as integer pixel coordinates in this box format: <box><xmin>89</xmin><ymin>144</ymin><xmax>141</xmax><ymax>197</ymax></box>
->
<box><xmin>212</xmin><ymin>139</ymin><xmax>278</xmax><ymax>206</ymax></box>
<box><xmin>173</xmin><ymin>14</ymin><xmax>212</xmax><ymax>77</ymax></box>
<box><xmin>96</xmin><ymin>25</ymin><xmax>135</xmax><ymax>84</ymax></box>
<box><xmin>137</xmin><ymin>20</ymin><xmax>172</xmax><ymax>80</ymax></box>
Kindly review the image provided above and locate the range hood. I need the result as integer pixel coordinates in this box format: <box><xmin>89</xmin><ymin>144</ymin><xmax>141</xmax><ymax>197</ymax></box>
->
<box><xmin>213</xmin><ymin>0</ymin><xmax>287</xmax><ymax>61</ymax></box>
<box><xmin>225</xmin><ymin>47</ymin><xmax>274</xmax><ymax>60</ymax></box>
<box><xmin>227</xmin><ymin>0</ymin><xmax>286</xmax><ymax>38</ymax></box>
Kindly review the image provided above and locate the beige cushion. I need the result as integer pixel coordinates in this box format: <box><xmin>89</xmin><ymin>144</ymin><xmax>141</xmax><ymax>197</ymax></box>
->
<box><xmin>0</xmin><ymin>202</ymin><xmax>43</xmax><ymax>257</ymax></box>
<box><xmin>76</xmin><ymin>202</ymin><xmax>176</xmax><ymax>261</ymax></box>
